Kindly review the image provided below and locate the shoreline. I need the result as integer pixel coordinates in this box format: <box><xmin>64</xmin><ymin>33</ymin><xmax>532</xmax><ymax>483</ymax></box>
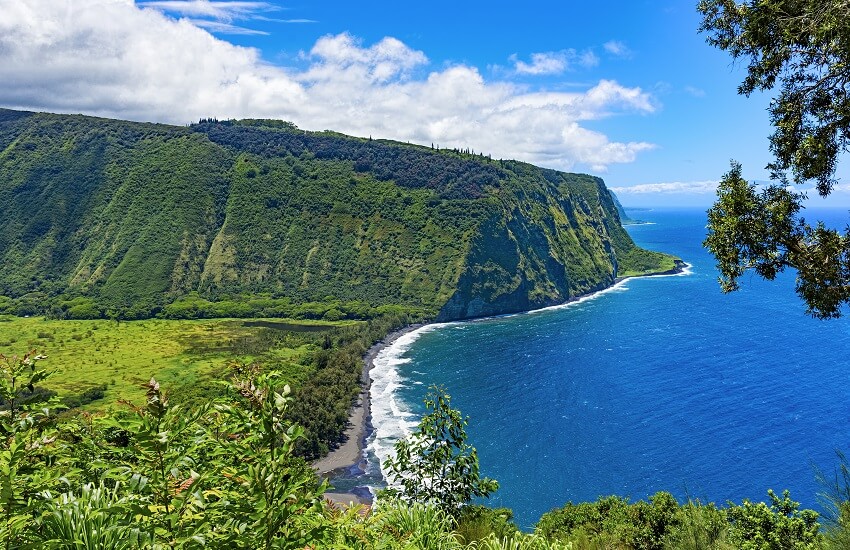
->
<box><xmin>314</xmin><ymin>261</ymin><xmax>688</xmax><ymax>503</ymax></box>
<box><xmin>313</xmin><ymin>323</ymin><xmax>425</xmax><ymax>503</ymax></box>
<box><xmin>614</xmin><ymin>258</ymin><xmax>689</xmax><ymax>284</ymax></box>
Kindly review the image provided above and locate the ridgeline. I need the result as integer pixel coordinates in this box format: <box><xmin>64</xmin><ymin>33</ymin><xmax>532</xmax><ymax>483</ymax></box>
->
<box><xmin>0</xmin><ymin>108</ymin><xmax>676</xmax><ymax>322</ymax></box>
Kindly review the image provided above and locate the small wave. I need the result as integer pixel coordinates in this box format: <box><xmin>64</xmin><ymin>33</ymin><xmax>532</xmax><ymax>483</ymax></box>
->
<box><xmin>528</xmin><ymin>279</ymin><xmax>633</xmax><ymax>315</ymax></box>
<box><xmin>650</xmin><ymin>262</ymin><xmax>694</xmax><ymax>278</ymax></box>
<box><xmin>366</xmin><ymin>324</ymin><xmax>452</xmax><ymax>485</ymax></box>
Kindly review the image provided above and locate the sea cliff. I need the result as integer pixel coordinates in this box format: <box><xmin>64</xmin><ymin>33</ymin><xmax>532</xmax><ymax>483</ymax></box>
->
<box><xmin>0</xmin><ymin>109</ymin><xmax>677</xmax><ymax>321</ymax></box>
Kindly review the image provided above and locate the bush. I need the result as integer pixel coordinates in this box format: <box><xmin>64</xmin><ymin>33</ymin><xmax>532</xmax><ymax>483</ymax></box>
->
<box><xmin>61</xmin><ymin>384</ymin><xmax>107</xmax><ymax>409</ymax></box>
<box><xmin>664</xmin><ymin>500</ymin><xmax>731</xmax><ymax>550</ymax></box>
<box><xmin>456</xmin><ymin>505</ymin><xmax>519</xmax><ymax>545</ymax></box>
<box><xmin>726</xmin><ymin>490</ymin><xmax>821</xmax><ymax>550</ymax></box>
<box><xmin>536</xmin><ymin>492</ymin><xmax>681</xmax><ymax>550</ymax></box>
<box><xmin>383</xmin><ymin>386</ymin><xmax>499</xmax><ymax>516</ymax></box>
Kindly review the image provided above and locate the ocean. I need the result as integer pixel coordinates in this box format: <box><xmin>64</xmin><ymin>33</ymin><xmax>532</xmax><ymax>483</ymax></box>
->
<box><xmin>349</xmin><ymin>207</ymin><xmax>850</xmax><ymax>529</ymax></box>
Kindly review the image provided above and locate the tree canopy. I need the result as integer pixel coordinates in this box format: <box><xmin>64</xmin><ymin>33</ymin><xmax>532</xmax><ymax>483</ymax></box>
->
<box><xmin>698</xmin><ymin>0</ymin><xmax>850</xmax><ymax>318</ymax></box>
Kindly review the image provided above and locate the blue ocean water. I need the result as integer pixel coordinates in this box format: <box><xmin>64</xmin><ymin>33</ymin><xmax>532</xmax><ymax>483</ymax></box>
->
<box><xmin>365</xmin><ymin>207</ymin><xmax>850</xmax><ymax>529</ymax></box>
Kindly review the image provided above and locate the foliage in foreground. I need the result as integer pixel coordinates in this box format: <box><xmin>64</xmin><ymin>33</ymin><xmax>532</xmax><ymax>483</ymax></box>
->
<box><xmin>537</xmin><ymin>490</ymin><xmax>823</xmax><ymax>550</ymax></box>
<box><xmin>0</xmin><ymin>312</ymin><xmax>418</xmax><ymax>464</ymax></box>
<box><xmin>698</xmin><ymin>1</ymin><xmax>850</xmax><ymax>318</ymax></box>
<box><xmin>382</xmin><ymin>386</ymin><xmax>499</xmax><ymax>516</ymax></box>
<box><xmin>1</xmin><ymin>350</ymin><xmax>846</xmax><ymax>549</ymax></box>
<box><xmin>704</xmin><ymin>161</ymin><xmax>850</xmax><ymax>319</ymax></box>
<box><xmin>1</xmin><ymin>350</ymin><xmax>329</xmax><ymax>549</ymax></box>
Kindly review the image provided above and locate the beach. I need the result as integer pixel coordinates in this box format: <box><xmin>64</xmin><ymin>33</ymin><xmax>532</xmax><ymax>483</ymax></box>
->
<box><xmin>312</xmin><ymin>263</ymin><xmax>691</xmax><ymax>505</ymax></box>
<box><xmin>313</xmin><ymin>323</ymin><xmax>425</xmax><ymax>504</ymax></box>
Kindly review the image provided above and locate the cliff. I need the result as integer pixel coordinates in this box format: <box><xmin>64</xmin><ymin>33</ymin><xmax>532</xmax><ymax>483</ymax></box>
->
<box><xmin>0</xmin><ymin>109</ymin><xmax>677</xmax><ymax>321</ymax></box>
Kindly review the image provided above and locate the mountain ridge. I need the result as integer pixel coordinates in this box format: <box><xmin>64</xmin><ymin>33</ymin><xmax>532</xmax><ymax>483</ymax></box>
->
<box><xmin>0</xmin><ymin>109</ymin><xmax>677</xmax><ymax>321</ymax></box>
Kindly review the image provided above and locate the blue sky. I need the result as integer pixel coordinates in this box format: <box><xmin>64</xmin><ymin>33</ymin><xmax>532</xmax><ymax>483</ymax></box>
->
<box><xmin>3</xmin><ymin>0</ymin><xmax>849</xmax><ymax>207</ymax></box>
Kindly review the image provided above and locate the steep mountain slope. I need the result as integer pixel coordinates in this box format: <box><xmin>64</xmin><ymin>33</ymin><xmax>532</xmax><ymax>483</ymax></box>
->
<box><xmin>0</xmin><ymin>109</ymin><xmax>676</xmax><ymax>320</ymax></box>
<box><xmin>609</xmin><ymin>190</ymin><xmax>635</xmax><ymax>224</ymax></box>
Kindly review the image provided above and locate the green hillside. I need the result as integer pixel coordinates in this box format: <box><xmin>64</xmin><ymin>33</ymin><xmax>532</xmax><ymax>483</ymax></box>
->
<box><xmin>0</xmin><ymin>109</ymin><xmax>677</xmax><ymax>320</ymax></box>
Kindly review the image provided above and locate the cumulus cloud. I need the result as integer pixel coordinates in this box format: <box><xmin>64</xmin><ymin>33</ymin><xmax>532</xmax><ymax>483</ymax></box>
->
<box><xmin>611</xmin><ymin>181</ymin><xmax>720</xmax><ymax>195</ymax></box>
<box><xmin>302</xmin><ymin>34</ymin><xmax>428</xmax><ymax>82</ymax></box>
<box><xmin>0</xmin><ymin>0</ymin><xmax>658</xmax><ymax>171</ymax></box>
<box><xmin>603</xmin><ymin>40</ymin><xmax>632</xmax><ymax>58</ymax></box>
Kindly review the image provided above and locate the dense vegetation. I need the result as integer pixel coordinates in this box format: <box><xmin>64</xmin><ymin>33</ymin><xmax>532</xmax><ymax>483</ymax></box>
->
<box><xmin>0</xmin><ymin>109</ymin><xmax>676</xmax><ymax>322</ymax></box>
<box><xmin>0</xmin><ymin>312</ymin><xmax>421</xmax><ymax>461</ymax></box>
<box><xmin>2</xmin><ymin>350</ymin><xmax>846</xmax><ymax>549</ymax></box>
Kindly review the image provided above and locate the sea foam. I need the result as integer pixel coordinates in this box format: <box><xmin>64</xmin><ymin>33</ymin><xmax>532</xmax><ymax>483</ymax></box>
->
<box><xmin>528</xmin><ymin>278</ymin><xmax>632</xmax><ymax>316</ymax></box>
<box><xmin>366</xmin><ymin>324</ymin><xmax>452</xmax><ymax>484</ymax></box>
<box><xmin>365</xmin><ymin>268</ymin><xmax>694</xmax><ymax>486</ymax></box>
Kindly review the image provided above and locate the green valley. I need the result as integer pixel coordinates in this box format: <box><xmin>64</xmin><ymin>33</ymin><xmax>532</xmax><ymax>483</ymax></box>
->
<box><xmin>0</xmin><ymin>107</ymin><xmax>679</xmax><ymax>469</ymax></box>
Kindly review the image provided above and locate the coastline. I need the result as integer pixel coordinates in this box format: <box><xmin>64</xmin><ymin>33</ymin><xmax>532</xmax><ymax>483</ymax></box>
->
<box><xmin>614</xmin><ymin>258</ymin><xmax>689</xmax><ymax>284</ymax></box>
<box><xmin>313</xmin><ymin>323</ymin><xmax>425</xmax><ymax>503</ymax></box>
<box><xmin>314</xmin><ymin>261</ymin><xmax>688</xmax><ymax>503</ymax></box>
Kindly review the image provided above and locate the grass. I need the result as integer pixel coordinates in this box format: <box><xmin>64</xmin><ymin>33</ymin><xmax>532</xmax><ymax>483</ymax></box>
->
<box><xmin>0</xmin><ymin>315</ymin><xmax>357</xmax><ymax>407</ymax></box>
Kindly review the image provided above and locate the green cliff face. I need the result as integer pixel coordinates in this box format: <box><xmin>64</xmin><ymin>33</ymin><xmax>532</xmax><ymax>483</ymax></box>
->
<box><xmin>0</xmin><ymin>109</ymin><xmax>676</xmax><ymax>321</ymax></box>
<box><xmin>609</xmin><ymin>190</ymin><xmax>635</xmax><ymax>224</ymax></box>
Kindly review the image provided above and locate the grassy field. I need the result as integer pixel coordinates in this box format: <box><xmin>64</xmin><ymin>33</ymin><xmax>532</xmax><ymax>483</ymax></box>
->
<box><xmin>0</xmin><ymin>315</ymin><xmax>356</xmax><ymax>407</ymax></box>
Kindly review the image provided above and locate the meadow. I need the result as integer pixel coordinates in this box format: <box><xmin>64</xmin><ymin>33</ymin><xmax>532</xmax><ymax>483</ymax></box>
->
<box><xmin>0</xmin><ymin>315</ymin><xmax>353</xmax><ymax>408</ymax></box>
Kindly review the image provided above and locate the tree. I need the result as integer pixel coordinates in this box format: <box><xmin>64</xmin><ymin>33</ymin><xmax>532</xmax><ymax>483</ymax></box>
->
<box><xmin>382</xmin><ymin>386</ymin><xmax>498</xmax><ymax>515</ymax></box>
<box><xmin>704</xmin><ymin>161</ymin><xmax>850</xmax><ymax>318</ymax></box>
<box><xmin>699</xmin><ymin>0</ymin><xmax>850</xmax><ymax>318</ymax></box>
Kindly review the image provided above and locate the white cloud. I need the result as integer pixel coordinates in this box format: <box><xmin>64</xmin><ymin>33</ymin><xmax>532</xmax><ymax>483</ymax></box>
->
<box><xmin>189</xmin><ymin>18</ymin><xmax>268</xmax><ymax>34</ymax></box>
<box><xmin>603</xmin><ymin>40</ymin><xmax>632</xmax><ymax>58</ymax></box>
<box><xmin>825</xmin><ymin>184</ymin><xmax>850</xmax><ymax>193</ymax></box>
<box><xmin>303</xmin><ymin>34</ymin><xmax>428</xmax><ymax>82</ymax></box>
<box><xmin>579</xmin><ymin>50</ymin><xmax>600</xmax><ymax>68</ymax></box>
<box><xmin>509</xmin><ymin>49</ymin><xmax>598</xmax><ymax>76</ymax></box>
<box><xmin>611</xmin><ymin>181</ymin><xmax>719</xmax><ymax>195</ymax></box>
<box><xmin>0</xmin><ymin>0</ymin><xmax>658</xmax><ymax>172</ymax></box>
<box><xmin>253</xmin><ymin>16</ymin><xmax>315</xmax><ymax>23</ymax></box>
<box><xmin>138</xmin><ymin>0</ymin><xmax>276</xmax><ymax>20</ymax></box>
<box><xmin>138</xmin><ymin>0</ymin><xmax>305</xmax><ymax>34</ymax></box>
<box><xmin>513</xmin><ymin>52</ymin><xmax>568</xmax><ymax>75</ymax></box>
<box><xmin>684</xmin><ymin>85</ymin><xmax>706</xmax><ymax>98</ymax></box>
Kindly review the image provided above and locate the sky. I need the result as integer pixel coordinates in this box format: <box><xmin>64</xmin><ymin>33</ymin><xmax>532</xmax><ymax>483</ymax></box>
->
<box><xmin>2</xmin><ymin>0</ymin><xmax>849</xmax><ymax>207</ymax></box>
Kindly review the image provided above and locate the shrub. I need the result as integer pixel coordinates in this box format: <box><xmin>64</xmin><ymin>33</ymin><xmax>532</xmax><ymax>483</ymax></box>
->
<box><xmin>726</xmin><ymin>489</ymin><xmax>821</xmax><ymax>550</ymax></box>
<box><xmin>383</xmin><ymin>386</ymin><xmax>498</xmax><ymax>516</ymax></box>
